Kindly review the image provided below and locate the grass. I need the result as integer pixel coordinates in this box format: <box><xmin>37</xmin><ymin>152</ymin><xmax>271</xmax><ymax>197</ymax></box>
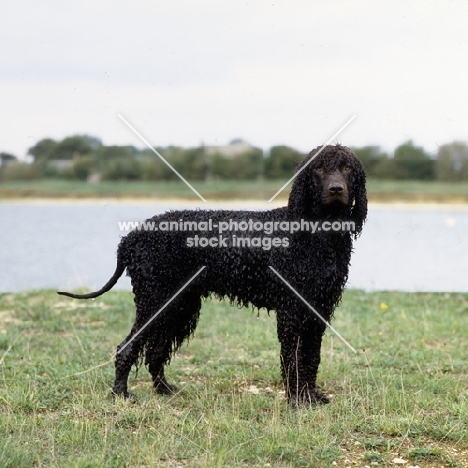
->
<box><xmin>365</xmin><ymin>179</ymin><xmax>468</xmax><ymax>203</ymax></box>
<box><xmin>0</xmin><ymin>289</ymin><xmax>467</xmax><ymax>467</ymax></box>
<box><xmin>0</xmin><ymin>179</ymin><xmax>286</xmax><ymax>201</ymax></box>
<box><xmin>2</xmin><ymin>178</ymin><xmax>468</xmax><ymax>203</ymax></box>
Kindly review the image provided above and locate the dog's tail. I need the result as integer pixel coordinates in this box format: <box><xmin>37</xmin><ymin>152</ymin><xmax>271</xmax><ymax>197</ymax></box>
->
<box><xmin>57</xmin><ymin>257</ymin><xmax>126</xmax><ymax>300</ymax></box>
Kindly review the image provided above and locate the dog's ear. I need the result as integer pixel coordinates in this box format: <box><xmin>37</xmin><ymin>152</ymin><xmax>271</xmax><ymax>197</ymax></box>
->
<box><xmin>287</xmin><ymin>155</ymin><xmax>319</xmax><ymax>219</ymax></box>
<box><xmin>349</xmin><ymin>157</ymin><xmax>367</xmax><ymax>237</ymax></box>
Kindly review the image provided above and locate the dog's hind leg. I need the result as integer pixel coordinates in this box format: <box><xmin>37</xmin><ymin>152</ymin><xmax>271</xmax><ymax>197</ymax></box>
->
<box><xmin>145</xmin><ymin>292</ymin><xmax>202</xmax><ymax>396</ymax></box>
<box><xmin>113</xmin><ymin>324</ymin><xmax>146</xmax><ymax>399</ymax></box>
<box><xmin>145</xmin><ymin>332</ymin><xmax>178</xmax><ymax>395</ymax></box>
<box><xmin>112</xmin><ymin>289</ymin><xmax>161</xmax><ymax>398</ymax></box>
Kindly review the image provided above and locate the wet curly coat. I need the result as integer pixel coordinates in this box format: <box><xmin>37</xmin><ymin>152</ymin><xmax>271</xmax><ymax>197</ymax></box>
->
<box><xmin>59</xmin><ymin>144</ymin><xmax>367</xmax><ymax>406</ymax></box>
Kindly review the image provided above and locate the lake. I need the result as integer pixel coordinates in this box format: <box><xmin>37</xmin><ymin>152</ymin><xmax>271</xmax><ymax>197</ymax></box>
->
<box><xmin>0</xmin><ymin>201</ymin><xmax>467</xmax><ymax>293</ymax></box>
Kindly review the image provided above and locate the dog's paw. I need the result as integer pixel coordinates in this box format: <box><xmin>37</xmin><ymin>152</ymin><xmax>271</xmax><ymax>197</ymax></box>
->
<box><xmin>153</xmin><ymin>378</ymin><xmax>178</xmax><ymax>395</ymax></box>
<box><xmin>309</xmin><ymin>389</ymin><xmax>330</xmax><ymax>404</ymax></box>
<box><xmin>112</xmin><ymin>388</ymin><xmax>137</xmax><ymax>402</ymax></box>
<box><xmin>289</xmin><ymin>388</ymin><xmax>331</xmax><ymax>407</ymax></box>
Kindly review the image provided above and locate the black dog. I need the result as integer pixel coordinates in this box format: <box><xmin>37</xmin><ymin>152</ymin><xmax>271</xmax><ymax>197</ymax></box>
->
<box><xmin>59</xmin><ymin>144</ymin><xmax>367</xmax><ymax>406</ymax></box>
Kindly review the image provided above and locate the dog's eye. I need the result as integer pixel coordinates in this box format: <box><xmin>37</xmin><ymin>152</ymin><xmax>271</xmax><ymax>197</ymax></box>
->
<box><xmin>314</xmin><ymin>166</ymin><xmax>323</xmax><ymax>172</ymax></box>
<box><xmin>343</xmin><ymin>165</ymin><xmax>351</xmax><ymax>172</ymax></box>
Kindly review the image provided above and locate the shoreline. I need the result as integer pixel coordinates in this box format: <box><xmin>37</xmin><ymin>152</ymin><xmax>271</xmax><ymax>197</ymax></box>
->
<box><xmin>0</xmin><ymin>197</ymin><xmax>467</xmax><ymax>210</ymax></box>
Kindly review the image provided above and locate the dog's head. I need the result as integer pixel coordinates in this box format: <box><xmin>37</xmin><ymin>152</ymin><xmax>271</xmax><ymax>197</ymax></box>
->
<box><xmin>288</xmin><ymin>144</ymin><xmax>367</xmax><ymax>236</ymax></box>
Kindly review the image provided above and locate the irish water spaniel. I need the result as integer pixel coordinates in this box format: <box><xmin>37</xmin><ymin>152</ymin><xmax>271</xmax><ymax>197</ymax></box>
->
<box><xmin>59</xmin><ymin>144</ymin><xmax>367</xmax><ymax>406</ymax></box>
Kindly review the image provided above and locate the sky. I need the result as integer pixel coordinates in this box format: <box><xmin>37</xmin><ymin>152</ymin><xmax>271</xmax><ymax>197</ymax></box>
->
<box><xmin>1</xmin><ymin>0</ymin><xmax>468</xmax><ymax>160</ymax></box>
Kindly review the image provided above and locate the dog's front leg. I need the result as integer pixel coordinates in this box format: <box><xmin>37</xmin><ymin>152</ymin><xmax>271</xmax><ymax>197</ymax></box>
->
<box><xmin>300</xmin><ymin>322</ymin><xmax>330</xmax><ymax>405</ymax></box>
<box><xmin>277</xmin><ymin>311</ymin><xmax>329</xmax><ymax>406</ymax></box>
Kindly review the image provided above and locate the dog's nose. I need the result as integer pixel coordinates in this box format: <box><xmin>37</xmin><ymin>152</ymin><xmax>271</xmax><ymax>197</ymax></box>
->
<box><xmin>328</xmin><ymin>183</ymin><xmax>344</xmax><ymax>194</ymax></box>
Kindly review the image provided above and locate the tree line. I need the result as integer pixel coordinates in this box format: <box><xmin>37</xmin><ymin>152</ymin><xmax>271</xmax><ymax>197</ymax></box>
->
<box><xmin>1</xmin><ymin>134</ymin><xmax>468</xmax><ymax>181</ymax></box>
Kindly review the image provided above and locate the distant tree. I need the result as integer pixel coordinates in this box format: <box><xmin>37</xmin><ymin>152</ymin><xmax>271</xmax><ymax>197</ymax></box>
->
<box><xmin>264</xmin><ymin>146</ymin><xmax>302</xmax><ymax>179</ymax></box>
<box><xmin>230</xmin><ymin>148</ymin><xmax>263</xmax><ymax>180</ymax></box>
<box><xmin>140</xmin><ymin>160</ymin><xmax>165</xmax><ymax>181</ymax></box>
<box><xmin>371</xmin><ymin>157</ymin><xmax>406</xmax><ymax>180</ymax></box>
<box><xmin>436</xmin><ymin>141</ymin><xmax>468</xmax><ymax>181</ymax></box>
<box><xmin>95</xmin><ymin>145</ymin><xmax>138</xmax><ymax>161</ymax></box>
<box><xmin>209</xmin><ymin>152</ymin><xmax>232</xmax><ymax>180</ymax></box>
<box><xmin>393</xmin><ymin>140</ymin><xmax>435</xmax><ymax>180</ymax></box>
<box><xmin>352</xmin><ymin>146</ymin><xmax>388</xmax><ymax>177</ymax></box>
<box><xmin>101</xmin><ymin>159</ymin><xmax>142</xmax><ymax>181</ymax></box>
<box><xmin>52</xmin><ymin>135</ymin><xmax>101</xmax><ymax>160</ymax></box>
<box><xmin>139</xmin><ymin>148</ymin><xmax>181</xmax><ymax>181</ymax></box>
<box><xmin>0</xmin><ymin>152</ymin><xmax>17</xmax><ymax>165</ymax></box>
<box><xmin>174</xmin><ymin>147</ymin><xmax>207</xmax><ymax>180</ymax></box>
<box><xmin>0</xmin><ymin>162</ymin><xmax>45</xmax><ymax>181</ymax></box>
<box><xmin>71</xmin><ymin>156</ymin><xmax>98</xmax><ymax>180</ymax></box>
<box><xmin>28</xmin><ymin>138</ymin><xmax>58</xmax><ymax>161</ymax></box>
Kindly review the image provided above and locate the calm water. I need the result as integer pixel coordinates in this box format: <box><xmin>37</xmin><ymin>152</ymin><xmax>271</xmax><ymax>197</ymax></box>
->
<box><xmin>0</xmin><ymin>202</ymin><xmax>467</xmax><ymax>293</ymax></box>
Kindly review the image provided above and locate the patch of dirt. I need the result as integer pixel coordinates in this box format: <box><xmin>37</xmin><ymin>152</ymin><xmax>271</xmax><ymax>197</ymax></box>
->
<box><xmin>55</xmin><ymin>301</ymin><xmax>109</xmax><ymax>310</ymax></box>
<box><xmin>0</xmin><ymin>309</ymin><xmax>23</xmax><ymax>331</ymax></box>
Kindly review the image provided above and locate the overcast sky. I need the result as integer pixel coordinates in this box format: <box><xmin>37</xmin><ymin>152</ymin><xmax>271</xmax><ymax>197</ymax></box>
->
<box><xmin>2</xmin><ymin>0</ymin><xmax>467</xmax><ymax>159</ymax></box>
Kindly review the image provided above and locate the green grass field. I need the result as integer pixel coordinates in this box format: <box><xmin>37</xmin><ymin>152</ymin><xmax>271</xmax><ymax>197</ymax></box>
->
<box><xmin>1</xmin><ymin>178</ymin><xmax>468</xmax><ymax>203</ymax></box>
<box><xmin>0</xmin><ymin>179</ymin><xmax>286</xmax><ymax>201</ymax></box>
<box><xmin>1</xmin><ymin>290</ymin><xmax>467</xmax><ymax>467</ymax></box>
